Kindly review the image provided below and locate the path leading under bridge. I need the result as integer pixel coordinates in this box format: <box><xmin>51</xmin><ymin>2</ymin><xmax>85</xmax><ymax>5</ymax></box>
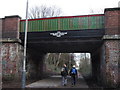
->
<box><xmin>26</xmin><ymin>75</ymin><xmax>88</xmax><ymax>88</ymax></box>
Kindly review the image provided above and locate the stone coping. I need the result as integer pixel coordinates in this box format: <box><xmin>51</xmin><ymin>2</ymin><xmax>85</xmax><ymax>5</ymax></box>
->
<box><xmin>103</xmin><ymin>35</ymin><xmax>120</xmax><ymax>40</ymax></box>
<box><xmin>0</xmin><ymin>38</ymin><xmax>21</xmax><ymax>43</ymax></box>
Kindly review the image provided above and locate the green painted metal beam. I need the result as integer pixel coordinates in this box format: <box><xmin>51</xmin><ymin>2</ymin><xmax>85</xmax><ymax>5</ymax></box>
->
<box><xmin>20</xmin><ymin>14</ymin><xmax>104</xmax><ymax>32</ymax></box>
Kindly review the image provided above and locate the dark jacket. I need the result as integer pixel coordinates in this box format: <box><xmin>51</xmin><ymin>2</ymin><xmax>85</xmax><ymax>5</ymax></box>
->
<box><xmin>61</xmin><ymin>67</ymin><xmax>68</xmax><ymax>76</ymax></box>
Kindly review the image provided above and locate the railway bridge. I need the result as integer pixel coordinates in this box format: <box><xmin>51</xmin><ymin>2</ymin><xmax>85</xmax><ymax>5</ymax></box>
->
<box><xmin>0</xmin><ymin>7</ymin><xmax>120</xmax><ymax>88</ymax></box>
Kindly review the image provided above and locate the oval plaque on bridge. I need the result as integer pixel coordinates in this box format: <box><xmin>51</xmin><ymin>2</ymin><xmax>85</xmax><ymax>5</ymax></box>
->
<box><xmin>50</xmin><ymin>31</ymin><xmax>67</xmax><ymax>37</ymax></box>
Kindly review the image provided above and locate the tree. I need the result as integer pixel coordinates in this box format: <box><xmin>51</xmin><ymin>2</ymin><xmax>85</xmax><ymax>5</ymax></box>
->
<box><xmin>28</xmin><ymin>5</ymin><xmax>62</xmax><ymax>19</ymax></box>
<box><xmin>89</xmin><ymin>8</ymin><xmax>104</xmax><ymax>14</ymax></box>
<box><xmin>45</xmin><ymin>53</ymin><xmax>75</xmax><ymax>73</ymax></box>
<box><xmin>79</xmin><ymin>53</ymin><xmax>91</xmax><ymax>76</ymax></box>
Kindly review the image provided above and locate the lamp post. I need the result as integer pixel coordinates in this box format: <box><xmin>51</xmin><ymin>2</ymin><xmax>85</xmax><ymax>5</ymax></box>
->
<box><xmin>22</xmin><ymin>0</ymin><xmax>29</xmax><ymax>88</ymax></box>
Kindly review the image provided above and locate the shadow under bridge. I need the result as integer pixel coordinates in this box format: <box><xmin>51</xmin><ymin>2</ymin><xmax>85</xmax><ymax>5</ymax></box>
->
<box><xmin>20</xmin><ymin>29</ymin><xmax>104</xmax><ymax>53</ymax></box>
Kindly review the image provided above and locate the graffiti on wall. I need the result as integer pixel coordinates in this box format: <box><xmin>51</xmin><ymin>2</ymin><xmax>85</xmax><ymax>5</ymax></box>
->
<box><xmin>105</xmin><ymin>41</ymin><xmax>120</xmax><ymax>85</ymax></box>
<box><xmin>1</xmin><ymin>43</ymin><xmax>18</xmax><ymax>75</ymax></box>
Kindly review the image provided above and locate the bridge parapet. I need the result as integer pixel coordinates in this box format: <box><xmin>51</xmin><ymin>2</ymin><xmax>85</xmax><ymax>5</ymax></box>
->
<box><xmin>20</xmin><ymin>14</ymin><xmax>104</xmax><ymax>32</ymax></box>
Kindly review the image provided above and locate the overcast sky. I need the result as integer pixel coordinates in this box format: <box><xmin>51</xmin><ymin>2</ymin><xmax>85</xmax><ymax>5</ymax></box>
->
<box><xmin>0</xmin><ymin>0</ymin><xmax>119</xmax><ymax>19</ymax></box>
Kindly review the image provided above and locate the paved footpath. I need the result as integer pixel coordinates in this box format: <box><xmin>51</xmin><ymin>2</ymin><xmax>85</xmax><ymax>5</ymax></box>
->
<box><xmin>26</xmin><ymin>75</ymin><xmax>89</xmax><ymax>88</ymax></box>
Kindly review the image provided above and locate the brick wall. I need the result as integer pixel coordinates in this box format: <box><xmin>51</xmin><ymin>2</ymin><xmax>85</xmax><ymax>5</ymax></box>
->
<box><xmin>1</xmin><ymin>15</ymin><xmax>47</xmax><ymax>81</ymax></box>
<box><xmin>105</xmin><ymin>8</ymin><xmax>120</xmax><ymax>35</ymax></box>
<box><xmin>0</xmin><ymin>18</ymin><xmax>2</xmax><ymax>89</ymax></box>
<box><xmin>1</xmin><ymin>43</ymin><xmax>23</xmax><ymax>81</ymax></box>
<box><xmin>103</xmin><ymin>8</ymin><xmax>120</xmax><ymax>87</ymax></box>
<box><xmin>104</xmin><ymin>41</ymin><xmax>119</xmax><ymax>87</ymax></box>
<box><xmin>1</xmin><ymin>15</ymin><xmax>23</xmax><ymax>81</ymax></box>
<box><xmin>2</xmin><ymin>16</ymin><xmax>21</xmax><ymax>38</ymax></box>
<box><xmin>0</xmin><ymin>45</ymin><xmax>2</xmax><ymax>90</ymax></box>
<box><xmin>0</xmin><ymin>19</ymin><xmax>2</xmax><ymax>36</ymax></box>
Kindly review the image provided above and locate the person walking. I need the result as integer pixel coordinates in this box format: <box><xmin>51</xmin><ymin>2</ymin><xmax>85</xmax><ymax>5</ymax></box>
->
<box><xmin>69</xmin><ymin>65</ymin><xmax>78</xmax><ymax>86</ymax></box>
<box><xmin>61</xmin><ymin>64</ymin><xmax>68</xmax><ymax>86</ymax></box>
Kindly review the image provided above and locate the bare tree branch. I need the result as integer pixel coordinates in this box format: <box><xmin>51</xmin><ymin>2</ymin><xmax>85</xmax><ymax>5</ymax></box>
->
<box><xmin>89</xmin><ymin>8</ymin><xmax>104</xmax><ymax>14</ymax></box>
<box><xmin>28</xmin><ymin>5</ymin><xmax>62</xmax><ymax>19</ymax></box>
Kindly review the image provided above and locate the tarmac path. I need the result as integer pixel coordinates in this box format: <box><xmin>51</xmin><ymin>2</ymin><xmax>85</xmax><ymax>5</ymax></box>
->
<box><xmin>26</xmin><ymin>75</ymin><xmax>89</xmax><ymax>88</ymax></box>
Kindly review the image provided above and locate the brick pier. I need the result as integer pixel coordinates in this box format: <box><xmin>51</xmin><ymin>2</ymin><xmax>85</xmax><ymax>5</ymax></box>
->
<box><xmin>102</xmin><ymin>8</ymin><xmax>120</xmax><ymax>87</ymax></box>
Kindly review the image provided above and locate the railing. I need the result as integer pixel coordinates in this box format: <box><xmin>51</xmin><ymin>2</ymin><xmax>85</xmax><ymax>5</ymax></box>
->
<box><xmin>20</xmin><ymin>14</ymin><xmax>104</xmax><ymax>32</ymax></box>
